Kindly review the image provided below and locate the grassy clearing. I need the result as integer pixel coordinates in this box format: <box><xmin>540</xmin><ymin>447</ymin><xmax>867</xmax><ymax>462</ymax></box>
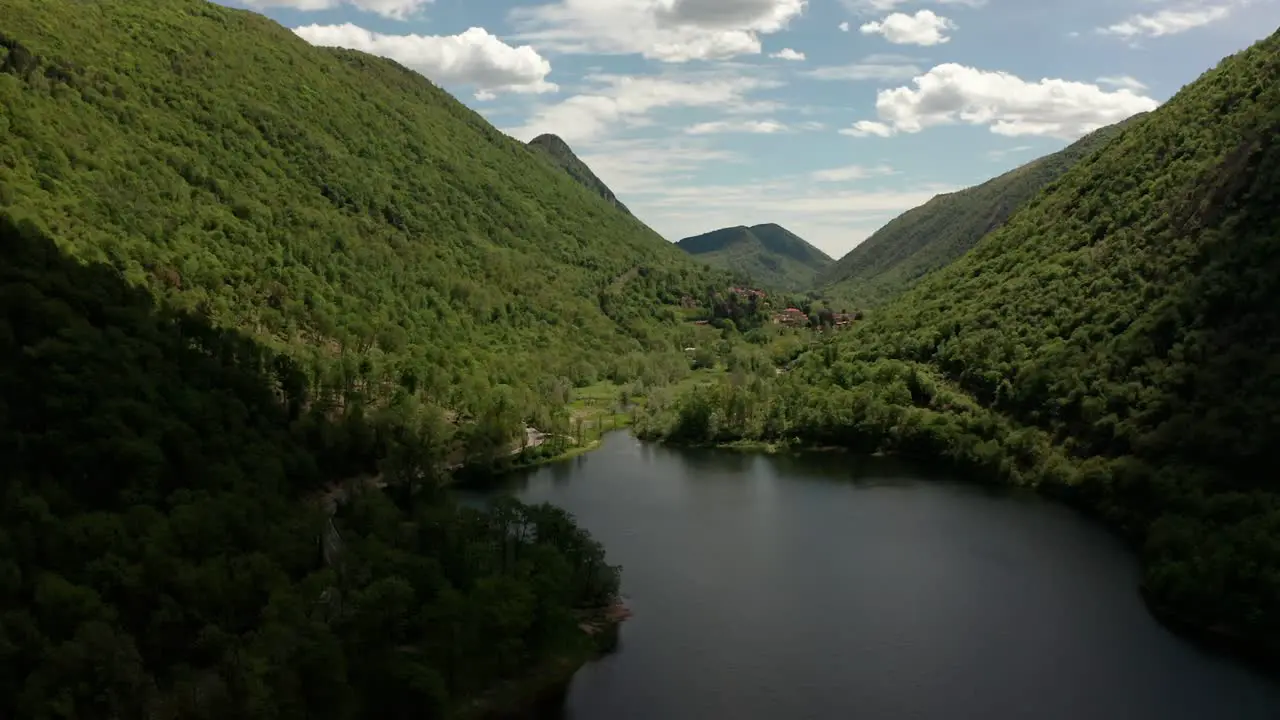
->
<box><xmin>511</xmin><ymin>368</ymin><xmax>731</xmax><ymax>471</ymax></box>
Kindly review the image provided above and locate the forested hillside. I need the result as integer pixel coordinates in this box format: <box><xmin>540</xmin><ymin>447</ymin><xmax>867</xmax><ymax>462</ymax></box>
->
<box><xmin>0</xmin><ymin>214</ymin><xmax>624</xmax><ymax>718</ymax></box>
<box><xmin>0</xmin><ymin>0</ymin><xmax>731</xmax><ymax>429</ymax></box>
<box><xmin>527</xmin><ymin>134</ymin><xmax>632</xmax><ymax>216</ymax></box>
<box><xmin>0</xmin><ymin>0</ymin><xmax>739</xmax><ymax>715</ymax></box>
<box><xmin>676</xmin><ymin>223</ymin><xmax>832</xmax><ymax>291</ymax></box>
<box><xmin>819</xmin><ymin>117</ymin><xmax>1139</xmax><ymax>308</ymax></box>
<box><xmin>641</xmin><ymin>30</ymin><xmax>1280</xmax><ymax>659</ymax></box>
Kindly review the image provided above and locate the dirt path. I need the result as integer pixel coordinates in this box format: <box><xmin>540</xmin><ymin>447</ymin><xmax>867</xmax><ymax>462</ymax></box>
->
<box><xmin>521</xmin><ymin>425</ymin><xmax>548</xmax><ymax>453</ymax></box>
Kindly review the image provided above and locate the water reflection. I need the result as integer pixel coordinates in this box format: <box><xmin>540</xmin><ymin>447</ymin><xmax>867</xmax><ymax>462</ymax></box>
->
<box><xmin>488</xmin><ymin>432</ymin><xmax>1280</xmax><ymax>720</ymax></box>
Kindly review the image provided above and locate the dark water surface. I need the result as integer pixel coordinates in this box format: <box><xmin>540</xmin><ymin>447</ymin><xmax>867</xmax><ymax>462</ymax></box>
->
<box><xmin>480</xmin><ymin>433</ymin><xmax>1280</xmax><ymax>720</ymax></box>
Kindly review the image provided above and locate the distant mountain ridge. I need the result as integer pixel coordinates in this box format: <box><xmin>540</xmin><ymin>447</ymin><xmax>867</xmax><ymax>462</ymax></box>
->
<box><xmin>527</xmin><ymin>133</ymin><xmax>632</xmax><ymax>215</ymax></box>
<box><xmin>676</xmin><ymin>223</ymin><xmax>832</xmax><ymax>291</ymax></box>
<box><xmin>819</xmin><ymin>114</ymin><xmax>1146</xmax><ymax>307</ymax></box>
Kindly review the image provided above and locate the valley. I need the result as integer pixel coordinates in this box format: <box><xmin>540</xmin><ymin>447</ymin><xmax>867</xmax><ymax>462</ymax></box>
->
<box><xmin>1</xmin><ymin>0</ymin><xmax>1278</xmax><ymax>717</ymax></box>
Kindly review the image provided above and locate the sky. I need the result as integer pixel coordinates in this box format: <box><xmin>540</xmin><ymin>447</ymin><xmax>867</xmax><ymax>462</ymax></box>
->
<box><xmin>217</xmin><ymin>0</ymin><xmax>1280</xmax><ymax>258</ymax></box>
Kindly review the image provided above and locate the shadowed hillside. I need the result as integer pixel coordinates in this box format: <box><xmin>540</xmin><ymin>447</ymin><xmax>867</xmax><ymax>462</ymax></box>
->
<box><xmin>0</xmin><ymin>213</ymin><xmax>623</xmax><ymax>718</ymax></box>
<box><xmin>0</xmin><ymin>0</ymin><xmax>757</xmax><ymax>710</ymax></box>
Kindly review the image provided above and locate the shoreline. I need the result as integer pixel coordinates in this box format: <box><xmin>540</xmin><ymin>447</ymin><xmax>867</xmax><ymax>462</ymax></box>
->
<box><xmin>454</xmin><ymin>599</ymin><xmax>632</xmax><ymax>720</ymax></box>
<box><xmin>509</xmin><ymin>436</ymin><xmax>604</xmax><ymax>470</ymax></box>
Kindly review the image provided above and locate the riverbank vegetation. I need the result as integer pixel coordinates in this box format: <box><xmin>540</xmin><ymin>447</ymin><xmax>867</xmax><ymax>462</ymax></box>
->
<box><xmin>640</xmin><ymin>30</ymin><xmax>1280</xmax><ymax>662</ymax></box>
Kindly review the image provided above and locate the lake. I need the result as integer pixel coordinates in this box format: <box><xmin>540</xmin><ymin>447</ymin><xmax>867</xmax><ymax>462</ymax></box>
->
<box><xmin>478</xmin><ymin>432</ymin><xmax>1280</xmax><ymax>719</ymax></box>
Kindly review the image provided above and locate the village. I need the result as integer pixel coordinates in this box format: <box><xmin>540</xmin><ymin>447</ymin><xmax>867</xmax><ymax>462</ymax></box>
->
<box><xmin>686</xmin><ymin>285</ymin><xmax>860</xmax><ymax>331</ymax></box>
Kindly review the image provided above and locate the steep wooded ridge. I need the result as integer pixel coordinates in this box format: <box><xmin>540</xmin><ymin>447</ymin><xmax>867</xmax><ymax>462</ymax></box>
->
<box><xmin>642</xmin><ymin>32</ymin><xmax>1280</xmax><ymax>658</ymax></box>
<box><xmin>0</xmin><ymin>0</ymin><xmax>733</xmax><ymax>716</ymax></box>
<box><xmin>676</xmin><ymin>223</ymin><xmax>833</xmax><ymax>291</ymax></box>
<box><xmin>819</xmin><ymin>115</ymin><xmax>1141</xmax><ymax>307</ymax></box>
<box><xmin>0</xmin><ymin>0</ymin><xmax>729</xmax><ymax>409</ymax></box>
<box><xmin>527</xmin><ymin>133</ymin><xmax>632</xmax><ymax>216</ymax></box>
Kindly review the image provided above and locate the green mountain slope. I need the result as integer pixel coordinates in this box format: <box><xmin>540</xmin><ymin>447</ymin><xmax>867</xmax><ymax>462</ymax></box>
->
<box><xmin>1</xmin><ymin>214</ymin><xmax>623</xmax><ymax>718</ymax></box>
<box><xmin>819</xmin><ymin>116</ymin><xmax>1141</xmax><ymax>307</ymax></box>
<box><xmin>0</xmin><ymin>0</ymin><xmax>738</xmax><ymax>714</ymax></box>
<box><xmin>0</xmin><ymin>0</ymin><xmax>728</xmax><ymax>411</ymax></box>
<box><xmin>642</xmin><ymin>31</ymin><xmax>1280</xmax><ymax>657</ymax></box>
<box><xmin>527</xmin><ymin>133</ymin><xmax>632</xmax><ymax>215</ymax></box>
<box><xmin>676</xmin><ymin>223</ymin><xmax>833</xmax><ymax>291</ymax></box>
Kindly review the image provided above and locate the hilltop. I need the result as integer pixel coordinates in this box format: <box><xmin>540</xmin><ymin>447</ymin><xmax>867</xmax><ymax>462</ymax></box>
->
<box><xmin>676</xmin><ymin>223</ymin><xmax>833</xmax><ymax>292</ymax></box>
<box><xmin>528</xmin><ymin>133</ymin><xmax>632</xmax><ymax>215</ymax></box>
<box><xmin>819</xmin><ymin>116</ymin><xmax>1141</xmax><ymax>307</ymax></box>
<box><xmin>641</xmin><ymin>31</ymin><xmax>1280</xmax><ymax>658</ymax></box>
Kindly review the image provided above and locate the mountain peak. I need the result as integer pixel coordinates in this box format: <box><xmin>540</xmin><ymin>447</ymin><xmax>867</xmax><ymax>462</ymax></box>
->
<box><xmin>528</xmin><ymin>133</ymin><xmax>572</xmax><ymax>151</ymax></box>
<box><xmin>675</xmin><ymin>223</ymin><xmax>831</xmax><ymax>291</ymax></box>
<box><xmin>527</xmin><ymin>134</ymin><xmax>631</xmax><ymax>215</ymax></box>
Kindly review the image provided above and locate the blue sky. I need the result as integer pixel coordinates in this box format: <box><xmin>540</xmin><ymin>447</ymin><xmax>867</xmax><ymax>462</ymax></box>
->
<box><xmin>219</xmin><ymin>0</ymin><xmax>1280</xmax><ymax>257</ymax></box>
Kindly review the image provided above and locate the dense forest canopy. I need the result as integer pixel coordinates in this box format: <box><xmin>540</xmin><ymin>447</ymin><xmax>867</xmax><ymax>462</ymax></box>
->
<box><xmin>0</xmin><ymin>0</ymin><xmax>737</xmax><ymax>427</ymax></box>
<box><xmin>0</xmin><ymin>214</ymin><xmax>623</xmax><ymax>719</ymax></box>
<box><xmin>4</xmin><ymin>1</ymin><xmax>1279</xmax><ymax>717</ymax></box>
<box><xmin>676</xmin><ymin>223</ymin><xmax>833</xmax><ymax>292</ymax></box>
<box><xmin>641</xmin><ymin>30</ymin><xmax>1280</xmax><ymax>660</ymax></box>
<box><xmin>0</xmin><ymin>0</ymin><xmax>754</xmax><ymax>715</ymax></box>
<box><xmin>818</xmin><ymin>116</ymin><xmax>1140</xmax><ymax>308</ymax></box>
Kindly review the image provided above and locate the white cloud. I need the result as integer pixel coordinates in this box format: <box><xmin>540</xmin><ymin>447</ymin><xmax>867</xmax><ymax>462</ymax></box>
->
<box><xmin>576</xmin><ymin>137</ymin><xmax>744</xmax><ymax>196</ymax></box>
<box><xmin>840</xmin><ymin>120</ymin><xmax>894</xmax><ymax>137</ymax></box>
<box><xmin>241</xmin><ymin>0</ymin><xmax>431</xmax><ymax>20</ymax></box>
<box><xmin>647</xmin><ymin>179</ymin><xmax>955</xmax><ymax>255</ymax></box>
<box><xmin>654</xmin><ymin>0</ymin><xmax>807</xmax><ymax>28</ymax></box>
<box><xmin>1096</xmin><ymin>75</ymin><xmax>1148</xmax><ymax>91</ymax></box>
<box><xmin>810</xmin><ymin>163</ymin><xmax>896</xmax><ymax>181</ymax></box>
<box><xmin>508</xmin><ymin>0</ymin><xmax>806</xmax><ymax>63</ymax></box>
<box><xmin>507</xmin><ymin>72</ymin><xmax>777</xmax><ymax>143</ymax></box>
<box><xmin>686</xmin><ymin>119</ymin><xmax>791</xmax><ymax>134</ymax></box>
<box><xmin>770</xmin><ymin>47</ymin><xmax>807</xmax><ymax>60</ymax></box>
<box><xmin>839</xmin><ymin>21</ymin><xmax>851</xmax><ymax>31</ymax></box>
<box><xmin>558</xmin><ymin>134</ymin><xmax>952</xmax><ymax>255</ymax></box>
<box><xmin>860</xmin><ymin>10</ymin><xmax>955</xmax><ymax>45</ymax></box>
<box><xmin>986</xmin><ymin>144</ymin><xmax>1033</xmax><ymax>160</ymax></box>
<box><xmin>844</xmin><ymin>64</ymin><xmax>1160</xmax><ymax>139</ymax></box>
<box><xmin>805</xmin><ymin>53</ymin><xmax>922</xmax><ymax>81</ymax></box>
<box><xmin>1098</xmin><ymin>4</ymin><xmax>1232</xmax><ymax>39</ymax></box>
<box><xmin>292</xmin><ymin>24</ymin><xmax>556</xmax><ymax>95</ymax></box>
<box><xmin>841</xmin><ymin>0</ymin><xmax>985</xmax><ymax>13</ymax></box>
<box><xmin>648</xmin><ymin>182</ymin><xmax>946</xmax><ymax>214</ymax></box>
